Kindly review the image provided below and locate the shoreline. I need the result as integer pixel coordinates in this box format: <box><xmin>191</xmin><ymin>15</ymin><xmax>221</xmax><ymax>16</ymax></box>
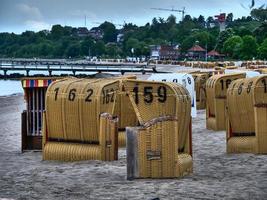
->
<box><xmin>0</xmin><ymin>94</ymin><xmax>267</xmax><ymax>199</ymax></box>
<box><xmin>0</xmin><ymin>92</ymin><xmax>23</xmax><ymax>97</ymax></box>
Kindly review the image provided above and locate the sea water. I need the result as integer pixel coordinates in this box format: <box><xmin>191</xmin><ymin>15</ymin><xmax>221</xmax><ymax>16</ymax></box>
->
<box><xmin>0</xmin><ymin>70</ymin><xmax>122</xmax><ymax>96</ymax></box>
<box><xmin>0</xmin><ymin>80</ymin><xmax>23</xmax><ymax>96</ymax></box>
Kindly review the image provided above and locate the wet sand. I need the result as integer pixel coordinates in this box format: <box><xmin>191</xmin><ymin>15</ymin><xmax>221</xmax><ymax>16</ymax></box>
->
<box><xmin>1</xmin><ymin>83</ymin><xmax>267</xmax><ymax>199</ymax></box>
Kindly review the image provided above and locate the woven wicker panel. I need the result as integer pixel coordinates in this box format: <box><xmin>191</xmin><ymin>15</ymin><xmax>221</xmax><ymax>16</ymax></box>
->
<box><xmin>257</xmin><ymin>68</ymin><xmax>267</xmax><ymax>74</ymax></box>
<box><xmin>44</xmin><ymin>78</ymin><xmax>120</xmax><ymax>161</ymax></box>
<box><xmin>43</xmin><ymin>142</ymin><xmax>100</xmax><ymax>161</ymax></box>
<box><xmin>226</xmin><ymin>78</ymin><xmax>255</xmax><ymax>135</ymax></box>
<box><xmin>63</xmin><ymin>79</ymin><xmax>86</xmax><ymax>141</ymax></box>
<box><xmin>147</xmin><ymin>73</ymin><xmax>197</xmax><ymax>118</ymax></box>
<box><xmin>46</xmin><ymin>78</ymin><xmax>77</xmax><ymax>139</ymax></box>
<box><xmin>126</xmin><ymin>117</ymin><xmax>192</xmax><ymax>179</ymax></box>
<box><xmin>43</xmin><ymin>112</ymin><xmax>118</xmax><ymax>161</ymax></box>
<box><xmin>78</xmin><ymin>79</ymin><xmax>103</xmax><ymax>142</ymax></box>
<box><xmin>123</xmin><ymin>80</ymin><xmax>176</xmax><ymax>123</ymax></box>
<box><xmin>123</xmin><ymin>80</ymin><xmax>190</xmax><ymax>122</ymax></box>
<box><xmin>206</xmin><ymin>73</ymin><xmax>246</xmax><ymax>130</ymax></box>
<box><xmin>112</xmin><ymin>76</ymin><xmax>138</xmax><ymax>129</ymax></box>
<box><xmin>191</xmin><ymin>72</ymin><xmax>210</xmax><ymax>110</ymax></box>
<box><xmin>46</xmin><ymin>78</ymin><xmax>119</xmax><ymax>142</ymax></box>
<box><xmin>252</xmin><ymin>76</ymin><xmax>267</xmax><ymax>154</ymax></box>
<box><xmin>171</xmin><ymin>83</ymin><xmax>191</xmax><ymax>152</ymax></box>
<box><xmin>42</xmin><ymin>111</ymin><xmax>47</xmax><ymax>149</ymax></box>
<box><xmin>227</xmin><ymin>137</ymin><xmax>257</xmax><ymax>153</ymax></box>
<box><xmin>118</xmin><ymin>131</ymin><xmax>126</xmax><ymax>147</ymax></box>
<box><xmin>255</xmin><ymin>106</ymin><xmax>267</xmax><ymax>154</ymax></box>
<box><xmin>123</xmin><ymin>80</ymin><xmax>191</xmax><ymax>151</ymax></box>
<box><xmin>226</xmin><ymin>66</ymin><xmax>238</xmax><ymax>69</ymax></box>
<box><xmin>176</xmin><ymin>153</ymin><xmax>193</xmax><ymax>177</ymax></box>
<box><xmin>226</xmin><ymin>75</ymin><xmax>267</xmax><ymax>154</ymax></box>
<box><xmin>99</xmin><ymin>113</ymin><xmax>118</xmax><ymax>161</ymax></box>
<box><xmin>117</xmin><ymin>91</ymin><xmax>138</xmax><ymax>129</ymax></box>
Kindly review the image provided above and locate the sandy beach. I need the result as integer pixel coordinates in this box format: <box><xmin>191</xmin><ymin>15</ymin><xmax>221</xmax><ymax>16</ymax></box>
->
<box><xmin>0</xmin><ymin>73</ymin><xmax>267</xmax><ymax>199</ymax></box>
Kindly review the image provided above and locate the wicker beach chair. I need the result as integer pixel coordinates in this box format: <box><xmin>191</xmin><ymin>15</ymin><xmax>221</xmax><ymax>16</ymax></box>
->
<box><xmin>191</xmin><ymin>72</ymin><xmax>211</xmax><ymax>110</ymax></box>
<box><xmin>226</xmin><ymin>75</ymin><xmax>267</xmax><ymax>154</ymax></box>
<box><xmin>42</xmin><ymin>78</ymin><xmax>119</xmax><ymax>161</ymax></box>
<box><xmin>124</xmin><ymin>80</ymin><xmax>193</xmax><ymax>179</ymax></box>
<box><xmin>206</xmin><ymin>73</ymin><xmax>246</xmax><ymax>131</ymax></box>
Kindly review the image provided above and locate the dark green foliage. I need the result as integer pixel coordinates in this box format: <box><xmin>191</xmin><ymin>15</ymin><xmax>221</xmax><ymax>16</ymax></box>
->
<box><xmin>216</xmin><ymin>28</ymin><xmax>234</xmax><ymax>52</ymax></box>
<box><xmin>251</xmin><ymin>7</ymin><xmax>267</xmax><ymax>21</ymax></box>
<box><xmin>0</xmin><ymin>11</ymin><xmax>266</xmax><ymax>59</ymax></box>
<box><xmin>241</xmin><ymin>35</ymin><xmax>258</xmax><ymax>59</ymax></box>
<box><xmin>223</xmin><ymin>35</ymin><xmax>243</xmax><ymax>58</ymax></box>
<box><xmin>258</xmin><ymin>38</ymin><xmax>267</xmax><ymax>59</ymax></box>
<box><xmin>99</xmin><ymin>21</ymin><xmax>117</xmax><ymax>43</ymax></box>
<box><xmin>253</xmin><ymin>22</ymin><xmax>267</xmax><ymax>43</ymax></box>
<box><xmin>65</xmin><ymin>43</ymin><xmax>80</xmax><ymax>58</ymax></box>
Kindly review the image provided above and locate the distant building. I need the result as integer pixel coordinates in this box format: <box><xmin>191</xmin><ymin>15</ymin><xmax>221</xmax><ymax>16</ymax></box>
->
<box><xmin>187</xmin><ymin>45</ymin><xmax>206</xmax><ymax>60</ymax></box>
<box><xmin>214</xmin><ymin>13</ymin><xmax>226</xmax><ymax>32</ymax></box>
<box><xmin>89</xmin><ymin>27</ymin><xmax>104</xmax><ymax>40</ymax></box>
<box><xmin>150</xmin><ymin>45</ymin><xmax>180</xmax><ymax>60</ymax></box>
<box><xmin>207</xmin><ymin>50</ymin><xmax>225</xmax><ymax>60</ymax></box>
<box><xmin>77</xmin><ymin>27</ymin><xmax>89</xmax><ymax>37</ymax></box>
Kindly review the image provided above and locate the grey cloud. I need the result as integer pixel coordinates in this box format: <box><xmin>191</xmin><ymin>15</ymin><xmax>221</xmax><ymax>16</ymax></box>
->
<box><xmin>16</xmin><ymin>3</ymin><xmax>43</xmax><ymax>20</ymax></box>
<box><xmin>0</xmin><ymin>0</ymin><xmax>263</xmax><ymax>33</ymax></box>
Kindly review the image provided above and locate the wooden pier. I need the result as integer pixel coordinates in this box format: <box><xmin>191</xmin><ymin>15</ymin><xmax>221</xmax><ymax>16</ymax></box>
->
<box><xmin>0</xmin><ymin>58</ymin><xmax>158</xmax><ymax>76</ymax></box>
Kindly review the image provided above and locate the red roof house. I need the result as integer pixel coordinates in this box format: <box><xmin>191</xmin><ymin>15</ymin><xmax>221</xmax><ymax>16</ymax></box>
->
<box><xmin>187</xmin><ymin>45</ymin><xmax>206</xmax><ymax>60</ymax></box>
<box><xmin>188</xmin><ymin>45</ymin><xmax>206</xmax><ymax>52</ymax></box>
<box><xmin>207</xmin><ymin>50</ymin><xmax>225</xmax><ymax>60</ymax></box>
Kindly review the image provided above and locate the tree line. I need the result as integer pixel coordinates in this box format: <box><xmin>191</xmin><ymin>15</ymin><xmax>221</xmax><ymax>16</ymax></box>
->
<box><xmin>0</xmin><ymin>7</ymin><xmax>266</xmax><ymax>60</ymax></box>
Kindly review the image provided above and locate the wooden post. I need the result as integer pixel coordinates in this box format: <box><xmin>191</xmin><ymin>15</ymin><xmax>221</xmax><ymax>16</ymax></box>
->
<box><xmin>21</xmin><ymin>111</ymin><xmax>27</xmax><ymax>152</ymax></box>
<box><xmin>126</xmin><ymin>127</ymin><xmax>139</xmax><ymax>180</ymax></box>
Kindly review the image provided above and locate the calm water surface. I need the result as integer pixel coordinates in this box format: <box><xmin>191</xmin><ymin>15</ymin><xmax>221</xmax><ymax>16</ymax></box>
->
<box><xmin>0</xmin><ymin>80</ymin><xmax>23</xmax><ymax>96</ymax></box>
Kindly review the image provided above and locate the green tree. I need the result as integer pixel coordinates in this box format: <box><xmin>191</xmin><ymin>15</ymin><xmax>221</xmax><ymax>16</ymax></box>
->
<box><xmin>51</xmin><ymin>25</ymin><xmax>65</xmax><ymax>39</ymax></box>
<box><xmin>206</xmin><ymin>16</ymin><xmax>214</xmax><ymax>28</ymax></box>
<box><xmin>180</xmin><ymin>36</ymin><xmax>196</xmax><ymax>52</ymax></box>
<box><xmin>226</xmin><ymin>13</ymin><xmax>233</xmax><ymax>23</ymax></box>
<box><xmin>241</xmin><ymin>35</ymin><xmax>258</xmax><ymax>59</ymax></box>
<box><xmin>80</xmin><ymin>36</ymin><xmax>95</xmax><ymax>56</ymax></box>
<box><xmin>167</xmin><ymin>15</ymin><xmax>176</xmax><ymax>27</ymax></box>
<box><xmin>94</xmin><ymin>41</ymin><xmax>105</xmax><ymax>56</ymax></box>
<box><xmin>216</xmin><ymin>28</ymin><xmax>234</xmax><ymax>52</ymax></box>
<box><xmin>38</xmin><ymin>42</ymin><xmax>54</xmax><ymax>57</ymax></box>
<box><xmin>223</xmin><ymin>35</ymin><xmax>243</xmax><ymax>58</ymax></box>
<box><xmin>135</xmin><ymin>41</ymin><xmax>150</xmax><ymax>57</ymax></box>
<box><xmin>180</xmin><ymin>31</ymin><xmax>214</xmax><ymax>52</ymax></box>
<box><xmin>140</xmin><ymin>42</ymin><xmax>150</xmax><ymax>57</ymax></box>
<box><xmin>125</xmin><ymin>38</ymin><xmax>140</xmax><ymax>55</ymax></box>
<box><xmin>197</xmin><ymin>15</ymin><xmax>205</xmax><ymax>27</ymax></box>
<box><xmin>99</xmin><ymin>21</ymin><xmax>117</xmax><ymax>43</ymax></box>
<box><xmin>183</xmin><ymin>15</ymin><xmax>192</xmax><ymax>22</ymax></box>
<box><xmin>258</xmin><ymin>38</ymin><xmax>267</xmax><ymax>59</ymax></box>
<box><xmin>251</xmin><ymin>7</ymin><xmax>267</xmax><ymax>21</ymax></box>
<box><xmin>253</xmin><ymin>22</ymin><xmax>267</xmax><ymax>43</ymax></box>
<box><xmin>0</xmin><ymin>11</ymin><xmax>266</xmax><ymax>60</ymax></box>
<box><xmin>123</xmin><ymin>23</ymin><xmax>138</xmax><ymax>32</ymax></box>
<box><xmin>169</xmin><ymin>27</ymin><xmax>179</xmax><ymax>44</ymax></box>
<box><xmin>53</xmin><ymin>44</ymin><xmax>65</xmax><ymax>58</ymax></box>
<box><xmin>235</xmin><ymin>26</ymin><xmax>252</xmax><ymax>37</ymax></box>
<box><xmin>65</xmin><ymin>43</ymin><xmax>80</xmax><ymax>58</ymax></box>
<box><xmin>194</xmin><ymin>31</ymin><xmax>215</xmax><ymax>51</ymax></box>
<box><xmin>106</xmin><ymin>43</ymin><xmax>121</xmax><ymax>58</ymax></box>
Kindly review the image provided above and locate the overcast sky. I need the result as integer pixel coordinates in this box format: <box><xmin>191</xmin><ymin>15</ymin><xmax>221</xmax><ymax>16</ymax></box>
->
<box><xmin>0</xmin><ymin>0</ymin><xmax>265</xmax><ymax>33</ymax></box>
